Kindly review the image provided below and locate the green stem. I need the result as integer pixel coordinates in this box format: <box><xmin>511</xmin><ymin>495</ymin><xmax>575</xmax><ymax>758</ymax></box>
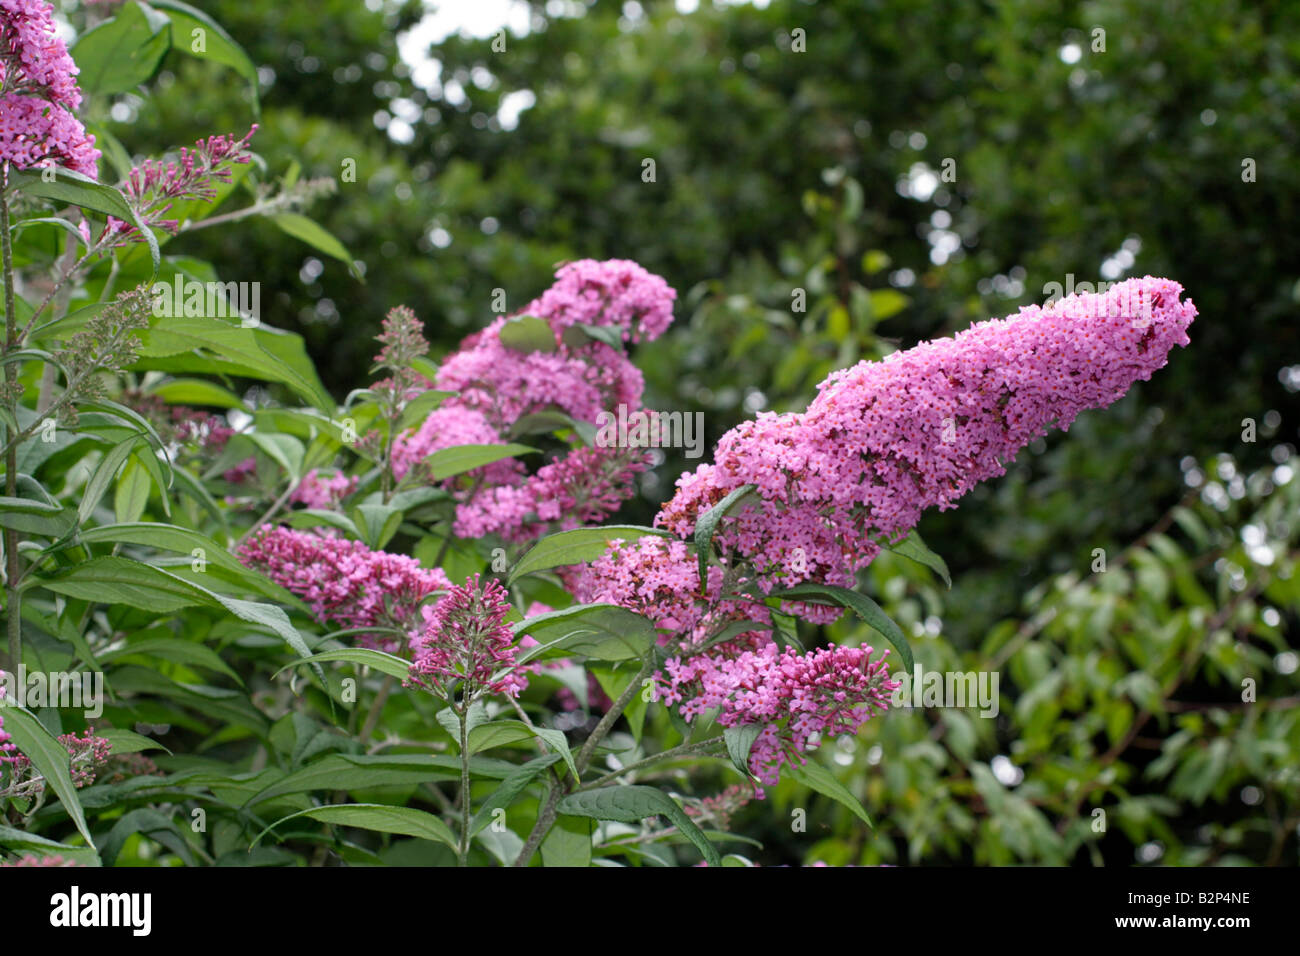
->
<box><xmin>574</xmin><ymin>657</ymin><xmax>657</xmax><ymax>775</ymax></box>
<box><xmin>457</xmin><ymin>699</ymin><xmax>471</xmax><ymax>867</ymax></box>
<box><xmin>578</xmin><ymin>735</ymin><xmax>727</xmax><ymax>791</ymax></box>
<box><xmin>512</xmin><ymin>655</ymin><xmax>659</xmax><ymax>866</ymax></box>
<box><xmin>1</xmin><ymin>175</ymin><xmax>21</xmax><ymax>675</ymax></box>
<box><xmin>357</xmin><ymin>673</ymin><xmax>396</xmax><ymax>742</ymax></box>
<box><xmin>237</xmin><ymin>482</ymin><xmax>297</xmax><ymax>545</ymax></box>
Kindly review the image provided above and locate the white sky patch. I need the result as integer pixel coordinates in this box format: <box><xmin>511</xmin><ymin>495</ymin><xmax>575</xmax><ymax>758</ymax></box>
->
<box><xmin>498</xmin><ymin>89</ymin><xmax>536</xmax><ymax>130</ymax></box>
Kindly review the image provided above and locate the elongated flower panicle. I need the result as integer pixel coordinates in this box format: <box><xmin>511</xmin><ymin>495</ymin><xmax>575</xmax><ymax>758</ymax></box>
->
<box><xmin>406</xmin><ymin>574</ymin><xmax>527</xmax><ymax>699</ymax></box>
<box><xmin>586</xmin><ymin>276</ymin><xmax>1198</xmax><ymax>611</ymax></box>
<box><xmin>577</xmin><ymin>276</ymin><xmax>1196</xmax><ymax>783</ymax></box>
<box><xmin>237</xmin><ymin>526</ymin><xmax>451</xmax><ymax>652</ymax></box>
<box><xmin>0</xmin><ymin>0</ymin><xmax>99</xmax><ymax>176</ymax></box>
<box><xmin>109</xmin><ymin>126</ymin><xmax>257</xmax><ymax>239</ymax></box>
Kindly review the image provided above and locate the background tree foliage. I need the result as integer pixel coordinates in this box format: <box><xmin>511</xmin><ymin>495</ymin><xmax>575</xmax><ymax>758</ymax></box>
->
<box><xmin>82</xmin><ymin>0</ymin><xmax>1299</xmax><ymax>864</ymax></box>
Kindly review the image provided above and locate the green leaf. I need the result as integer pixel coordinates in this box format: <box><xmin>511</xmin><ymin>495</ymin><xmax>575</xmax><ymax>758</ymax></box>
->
<box><xmin>282</xmin><ymin>508</ymin><xmax>359</xmax><ymax>536</ymax></box>
<box><xmin>562</xmin><ymin>323</ymin><xmax>625</xmax><ymax>349</ymax></box>
<box><xmin>99</xmin><ymin>808</ymin><xmax>194</xmax><ymax>867</ymax></box>
<box><xmin>470</xmin><ymin>753</ymin><xmax>561</xmax><ymax>836</ymax></box>
<box><xmin>769</xmin><ymin>582</ymin><xmax>913</xmax><ymax>672</ymax></box>
<box><xmin>147</xmin><ymin>377</ymin><xmax>247</xmax><ymax>409</ymax></box>
<box><xmin>85</xmin><ymin>123</ymin><xmax>133</xmax><ymax>181</ymax></box>
<box><xmin>882</xmin><ymin>531</ymin><xmax>951</xmax><ymax>588</ymax></box>
<box><xmin>507</xmin><ymin>410</ymin><xmax>595</xmax><ymax>445</ymax></box>
<box><xmin>79</xmin><ymin>399</ymin><xmax>172</xmax><ymax>468</ymax></box>
<box><xmin>79</xmin><ymin>437</ymin><xmax>145</xmax><ymax>524</ymax></box>
<box><xmin>541</xmin><ymin>815</ymin><xmax>592</xmax><ymax>867</ymax></box>
<box><xmin>508</xmin><ymin>524</ymin><xmax>672</xmax><ymax>585</ymax></box>
<box><xmin>9</xmin><ymin>168</ymin><xmax>159</xmax><ymax>273</ymax></box>
<box><xmin>95</xmin><ymin>728</ymin><xmax>170</xmax><ymax>755</ymax></box>
<box><xmin>0</xmin><ymin>825</ymin><xmax>100</xmax><ymax>867</ymax></box>
<box><xmin>498</xmin><ymin>315</ymin><xmax>556</xmax><ymax>354</ymax></box>
<box><xmin>9</xmin><ymin>217</ymin><xmax>88</xmax><ymax>246</ymax></box>
<box><xmin>32</xmin><ymin>555</ymin><xmax>211</xmax><ymax>611</ymax></box>
<box><xmin>465</xmin><ymin>721</ymin><xmax>579</xmax><ymax>782</ymax></box>
<box><xmin>529</xmin><ymin>727</ymin><xmax>580</xmax><ymax>782</ymax></box>
<box><xmin>352</xmin><ymin>503</ymin><xmax>403</xmax><ymax>550</ymax></box>
<box><xmin>397</xmin><ymin>389</ymin><xmax>455</xmax><ymax>431</ymax></box>
<box><xmin>869</xmin><ymin>288</ymin><xmax>909</xmax><ymax>321</ymax></box>
<box><xmin>247</xmin><ymin>324</ymin><xmax>334</xmax><ymax>413</ymax></box>
<box><xmin>466</xmin><ymin>720</ymin><xmax>535</xmax><ymax>754</ymax></box>
<box><xmin>72</xmin><ymin>522</ymin><xmax>244</xmax><ymax>576</ymax></box>
<box><xmin>31</xmin><ymin>557</ymin><xmax>320</xmax><ymax>678</ymax></box>
<box><xmin>514</xmin><ymin>603</ymin><xmax>658</xmax><ymax>662</ymax></box>
<box><xmin>274</xmin><ymin>648</ymin><xmax>410</xmax><ymax>682</ymax></box>
<box><xmin>254</xmin><ymin>804</ymin><xmax>456</xmax><ymax>851</ymax></box>
<box><xmin>242</xmin><ymin>754</ymin><xmax>515</xmax><ymax>807</ymax></box>
<box><xmin>135</xmin><ymin>315</ymin><xmax>330</xmax><ymax>412</ymax></box>
<box><xmin>694</xmin><ymin>483</ymin><xmax>758</xmax><ymax>589</ymax></box>
<box><xmin>723</xmin><ymin>724</ymin><xmax>763</xmax><ymax>780</ymax></box>
<box><xmin>247</xmin><ymin>432</ymin><xmax>304</xmax><ymax>485</ymax></box>
<box><xmin>425</xmin><ymin>443</ymin><xmax>537</xmax><ymax>481</ymax></box>
<box><xmin>784</xmin><ymin>755</ymin><xmax>873</xmax><ymax>829</ymax></box>
<box><xmin>113</xmin><ymin>454</ymin><xmax>151</xmax><ymax>523</ymax></box>
<box><xmin>209</xmin><ymin>593</ymin><xmax>319</xmax><ymax>672</ymax></box>
<box><xmin>0</xmin><ymin>705</ymin><xmax>96</xmax><ymax>848</ymax></box>
<box><xmin>557</xmin><ymin>786</ymin><xmax>720</xmax><ymax>867</ymax></box>
<box><xmin>72</xmin><ymin>0</ymin><xmax>172</xmax><ymax>97</ymax></box>
<box><xmin>270</xmin><ymin>213</ymin><xmax>356</xmax><ymax>276</ymax></box>
<box><xmin>590</xmin><ymin>664</ymin><xmax>649</xmax><ymax>740</ymax></box>
<box><xmin>99</xmin><ymin>633</ymin><xmax>241</xmax><ymax>683</ymax></box>
<box><xmin>0</xmin><ymin>496</ymin><xmax>75</xmax><ymax>538</ymax></box>
<box><xmin>151</xmin><ymin>0</ymin><xmax>260</xmax><ymax>113</ymax></box>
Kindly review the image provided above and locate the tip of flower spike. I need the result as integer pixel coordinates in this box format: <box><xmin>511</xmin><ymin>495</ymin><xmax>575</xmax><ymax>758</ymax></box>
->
<box><xmin>1041</xmin><ymin>275</ymin><xmax>1196</xmax><ymax>338</ymax></box>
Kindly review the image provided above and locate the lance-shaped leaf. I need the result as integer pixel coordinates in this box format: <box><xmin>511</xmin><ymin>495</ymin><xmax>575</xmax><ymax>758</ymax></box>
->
<box><xmin>693</xmin><ymin>483</ymin><xmax>758</xmax><ymax>590</ymax></box>
<box><xmin>557</xmin><ymin>786</ymin><xmax>720</xmax><ymax>866</ymax></box>
<box><xmin>769</xmin><ymin>582</ymin><xmax>913</xmax><ymax>671</ymax></box>
<box><xmin>508</xmin><ymin>524</ymin><xmax>673</xmax><ymax>585</ymax></box>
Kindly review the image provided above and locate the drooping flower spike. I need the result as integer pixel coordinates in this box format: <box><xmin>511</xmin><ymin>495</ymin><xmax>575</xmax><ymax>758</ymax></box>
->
<box><xmin>578</xmin><ymin>276</ymin><xmax>1197</xmax><ymax>780</ymax></box>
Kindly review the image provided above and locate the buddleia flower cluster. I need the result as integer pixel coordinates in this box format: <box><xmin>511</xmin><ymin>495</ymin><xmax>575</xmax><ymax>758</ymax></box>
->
<box><xmin>238</xmin><ymin>526</ymin><xmax>453</xmax><ymax>653</ymax></box>
<box><xmin>107</xmin><ymin>126</ymin><xmax>257</xmax><ymax>241</ymax></box>
<box><xmin>577</xmin><ymin>276</ymin><xmax>1197</xmax><ymax>783</ymax></box>
<box><xmin>0</xmin><ymin>0</ymin><xmax>99</xmax><ymax>177</ymax></box>
<box><xmin>405</xmin><ymin>574</ymin><xmax>528</xmax><ymax>701</ymax></box>
<box><xmin>391</xmin><ymin>258</ymin><xmax>676</xmax><ymax>542</ymax></box>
